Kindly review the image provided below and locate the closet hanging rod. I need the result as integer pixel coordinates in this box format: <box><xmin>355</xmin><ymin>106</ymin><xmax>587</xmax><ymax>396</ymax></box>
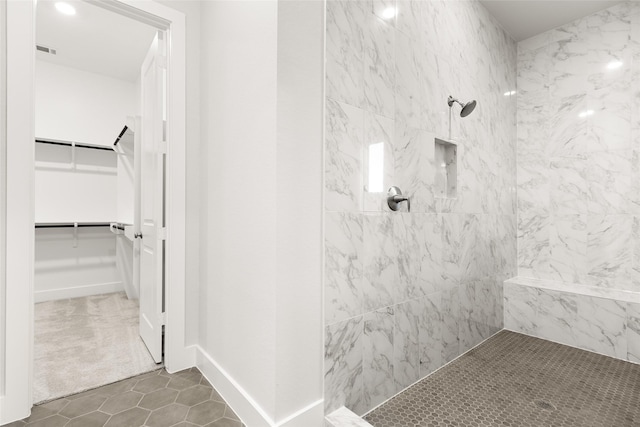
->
<box><xmin>35</xmin><ymin>138</ymin><xmax>115</xmax><ymax>152</ymax></box>
<box><xmin>35</xmin><ymin>222</ymin><xmax>112</xmax><ymax>229</ymax></box>
<box><xmin>113</xmin><ymin>125</ymin><xmax>129</xmax><ymax>146</ymax></box>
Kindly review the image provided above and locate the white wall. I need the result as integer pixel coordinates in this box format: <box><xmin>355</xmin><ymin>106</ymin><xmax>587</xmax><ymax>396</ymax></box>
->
<box><xmin>34</xmin><ymin>143</ymin><xmax>118</xmax><ymax>223</ymax></box>
<box><xmin>274</xmin><ymin>1</ymin><xmax>324</xmax><ymax>422</ymax></box>
<box><xmin>0</xmin><ymin>0</ymin><xmax>7</xmax><ymax>400</ymax></box>
<box><xmin>35</xmin><ymin>60</ymin><xmax>136</xmax><ymax>147</ymax></box>
<box><xmin>199</xmin><ymin>1</ymin><xmax>323</xmax><ymax>425</ymax></box>
<box><xmin>200</xmin><ymin>1</ymin><xmax>278</xmax><ymax>419</ymax></box>
<box><xmin>34</xmin><ymin>60</ymin><xmax>134</xmax><ymax>300</ymax></box>
<box><xmin>34</xmin><ymin>227</ymin><xmax>122</xmax><ymax>302</ymax></box>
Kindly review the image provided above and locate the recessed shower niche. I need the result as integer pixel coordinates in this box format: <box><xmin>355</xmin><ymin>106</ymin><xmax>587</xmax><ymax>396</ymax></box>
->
<box><xmin>434</xmin><ymin>138</ymin><xmax>457</xmax><ymax>198</ymax></box>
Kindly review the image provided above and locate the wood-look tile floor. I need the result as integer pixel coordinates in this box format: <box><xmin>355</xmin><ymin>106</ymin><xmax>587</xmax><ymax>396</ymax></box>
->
<box><xmin>364</xmin><ymin>330</ymin><xmax>640</xmax><ymax>427</ymax></box>
<box><xmin>5</xmin><ymin>368</ymin><xmax>244</xmax><ymax>427</ymax></box>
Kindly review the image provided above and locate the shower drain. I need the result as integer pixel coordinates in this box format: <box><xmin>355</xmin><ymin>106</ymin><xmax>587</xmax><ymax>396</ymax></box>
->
<box><xmin>534</xmin><ymin>400</ymin><xmax>557</xmax><ymax>411</ymax></box>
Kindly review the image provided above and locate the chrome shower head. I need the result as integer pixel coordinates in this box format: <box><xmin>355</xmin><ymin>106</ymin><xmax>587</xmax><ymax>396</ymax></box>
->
<box><xmin>447</xmin><ymin>96</ymin><xmax>477</xmax><ymax>117</ymax></box>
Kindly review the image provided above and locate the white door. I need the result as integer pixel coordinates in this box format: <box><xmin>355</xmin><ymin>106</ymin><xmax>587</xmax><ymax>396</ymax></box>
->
<box><xmin>139</xmin><ymin>32</ymin><xmax>165</xmax><ymax>363</ymax></box>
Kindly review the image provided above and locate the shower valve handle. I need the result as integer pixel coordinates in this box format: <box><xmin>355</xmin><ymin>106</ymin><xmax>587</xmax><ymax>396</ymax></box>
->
<box><xmin>387</xmin><ymin>187</ymin><xmax>410</xmax><ymax>212</ymax></box>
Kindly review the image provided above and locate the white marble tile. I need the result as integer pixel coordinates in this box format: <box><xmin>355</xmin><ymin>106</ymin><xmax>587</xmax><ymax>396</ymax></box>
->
<box><xmin>372</xmin><ymin>0</ymin><xmax>395</xmax><ymax>27</ymax></box>
<box><xmin>394</xmin><ymin>33</ymin><xmax>422</xmax><ymax>129</ymax></box>
<box><xmin>325</xmin><ymin>406</ymin><xmax>373</xmax><ymax>427</ymax></box>
<box><xmin>575</xmin><ymin>296</ymin><xmax>627</xmax><ymax>359</ymax></box>
<box><xmin>418</xmin><ymin>292</ymin><xmax>443</xmax><ymax>378</ymax></box>
<box><xmin>632</xmin><ymin>216</ymin><xmax>640</xmax><ymax>292</ymax></box>
<box><xmin>549</xmin><ymin>157</ymin><xmax>588</xmax><ymax>216</ymax></box>
<box><xmin>325</xmin><ymin>0</ymin><xmax>520</xmax><ymax>415</ymax></box>
<box><xmin>326</xmin><ymin>0</ymin><xmax>366</xmax><ymax>107</ymax></box>
<box><xmin>394</xmin><ymin>213</ymin><xmax>422</xmax><ymax>302</ymax></box>
<box><xmin>586</xmin><ymin>151</ymin><xmax>631</xmax><ymax>215</ymax></box>
<box><xmin>362</xmin><ymin>213</ymin><xmax>397</xmax><ymax>311</ymax></box>
<box><xmin>549</xmin><ymin>214</ymin><xmax>587</xmax><ymax>283</ymax></box>
<box><xmin>325</xmin><ymin>317</ymin><xmax>364</xmax><ymax>415</ymax></box>
<box><xmin>325</xmin><ymin>212</ymin><xmax>363</xmax><ymax>325</ymax></box>
<box><xmin>627</xmin><ymin>302</ymin><xmax>640</xmax><ymax>363</ymax></box>
<box><xmin>630</xmin><ymin>150</ymin><xmax>640</xmax><ymax>215</ymax></box>
<box><xmin>363</xmin><ymin>112</ymin><xmax>395</xmax><ymax>212</ymax></box>
<box><xmin>462</xmin><ymin>279</ymin><xmax>498</xmax><ymax>328</ymax></box>
<box><xmin>441</xmin><ymin>214</ymin><xmax>480</xmax><ymax>285</ymax></box>
<box><xmin>325</xmin><ymin>99</ymin><xmax>364</xmax><ymax>212</ymax></box>
<box><xmin>395</xmin><ymin>0</ymin><xmax>422</xmax><ymax>42</ymax></box>
<box><xmin>535</xmin><ymin>288</ymin><xmax>579</xmax><ymax>348</ymax></box>
<box><xmin>505</xmin><ymin>276</ymin><xmax>640</xmax><ymax>304</ymax></box>
<box><xmin>504</xmin><ymin>278</ymin><xmax>632</xmax><ymax>362</ymax></box>
<box><xmin>585</xmin><ymin>3</ymin><xmax>632</xmax><ymax>80</ymax></box>
<box><xmin>459</xmin><ymin>319</ymin><xmax>495</xmax><ymax>354</ymax></box>
<box><xmin>491</xmin><ymin>279</ymin><xmax>505</xmax><ymax>329</ymax></box>
<box><xmin>586</xmin><ymin>215</ymin><xmax>632</xmax><ymax>287</ymax></box>
<box><xmin>547</xmin><ymin>94</ymin><xmax>589</xmax><ymax>160</ymax></box>
<box><xmin>363</xmin><ymin>308</ymin><xmax>395</xmax><ymax>410</ymax></box>
<box><xmin>364</xmin><ymin>14</ymin><xmax>395</xmax><ymax>119</ymax></box>
<box><xmin>393</xmin><ymin>300</ymin><xmax>420</xmax><ymax>390</ymax></box>
<box><xmin>517</xmin><ymin>211</ymin><xmax>550</xmax><ymax>278</ymax></box>
<box><xmin>393</xmin><ymin>125</ymin><xmax>434</xmax><ymax>213</ymax></box>
<box><xmin>517</xmin><ymin>156</ymin><xmax>549</xmax><ymax>214</ymax></box>
<box><xmin>517</xmin><ymin>2</ymin><xmax>640</xmax><ymax>289</ymax></box>
<box><xmin>415</xmin><ymin>214</ymin><xmax>444</xmax><ymax>296</ymax></box>
<box><xmin>587</xmin><ymin>88</ymin><xmax>632</xmax><ymax>152</ymax></box>
<box><xmin>503</xmin><ymin>283</ymin><xmax>539</xmax><ymax>335</ymax></box>
<box><xmin>518</xmin><ymin>32</ymin><xmax>550</xmax><ymax>52</ymax></box>
<box><xmin>495</xmin><ymin>215</ymin><xmax>518</xmax><ymax>281</ymax></box>
<box><xmin>441</xmin><ymin>287</ymin><xmax>460</xmax><ymax>363</ymax></box>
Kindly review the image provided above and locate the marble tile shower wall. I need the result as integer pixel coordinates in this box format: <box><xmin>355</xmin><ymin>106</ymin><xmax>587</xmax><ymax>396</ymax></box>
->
<box><xmin>323</xmin><ymin>0</ymin><xmax>517</xmax><ymax>416</ymax></box>
<box><xmin>517</xmin><ymin>2</ymin><xmax>640</xmax><ymax>292</ymax></box>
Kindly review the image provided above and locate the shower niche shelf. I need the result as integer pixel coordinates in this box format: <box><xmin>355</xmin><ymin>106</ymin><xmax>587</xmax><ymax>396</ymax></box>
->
<box><xmin>434</xmin><ymin>138</ymin><xmax>457</xmax><ymax>198</ymax></box>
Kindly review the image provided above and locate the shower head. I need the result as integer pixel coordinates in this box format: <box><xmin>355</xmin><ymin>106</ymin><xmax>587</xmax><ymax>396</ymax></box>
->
<box><xmin>447</xmin><ymin>96</ymin><xmax>477</xmax><ymax>117</ymax></box>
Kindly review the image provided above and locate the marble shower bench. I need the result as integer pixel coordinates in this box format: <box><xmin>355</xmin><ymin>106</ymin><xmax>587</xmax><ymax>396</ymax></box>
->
<box><xmin>503</xmin><ymin>277</ymin><xmax>640</xmax><ymax>363</ymax></box>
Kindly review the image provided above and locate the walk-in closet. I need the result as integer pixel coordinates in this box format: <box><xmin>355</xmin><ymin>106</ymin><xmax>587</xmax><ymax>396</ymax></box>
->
<box><xmin>34</xmin><ymin>0</ymin><xmax>162</xmax><ymax>403</ymax></box>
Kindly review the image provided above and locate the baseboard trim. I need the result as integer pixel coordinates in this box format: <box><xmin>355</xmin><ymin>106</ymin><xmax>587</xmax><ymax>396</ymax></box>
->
<box><xmin>195</xmin><ymin>346</ymin><xmax>324</xmax><ymax>427</ymax></box>
<box><xmin>34</xmin><ymin>281</ymin><xmax>123</xmax><ymax>302</ymax></box>
<box><xmin>165</xmin><ymin>344</ymin><xmax>197</xmax><ymax>374</ymax></box>
<box><xmin>0</xmin><ymin>394</ymin><xmax>31</xmax><ymax>426</ymax></box>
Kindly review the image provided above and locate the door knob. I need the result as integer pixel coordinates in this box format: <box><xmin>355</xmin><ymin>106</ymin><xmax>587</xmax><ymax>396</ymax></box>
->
<box><xmin>387</xmin><ymin>186</ymin><xmax>410</xmax><ymax>212</ymax></box>
<box><xmin>134</xmin><ymin>232</ymin><xmax>143</xmax><ymax>239</ymax></box>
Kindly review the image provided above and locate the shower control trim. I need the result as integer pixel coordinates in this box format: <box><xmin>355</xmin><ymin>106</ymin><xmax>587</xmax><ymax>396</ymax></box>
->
<box><xmin>387</xmin><ymin>186</ymin><xmax>410</xmax><ymax>212</ymax></box>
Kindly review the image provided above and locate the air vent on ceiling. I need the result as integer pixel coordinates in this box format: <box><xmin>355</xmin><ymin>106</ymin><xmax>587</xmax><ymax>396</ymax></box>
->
<box><xmin>36</xmin><ymin>45</ymin><xmax>57</xmax><ymax>55</ymax></box>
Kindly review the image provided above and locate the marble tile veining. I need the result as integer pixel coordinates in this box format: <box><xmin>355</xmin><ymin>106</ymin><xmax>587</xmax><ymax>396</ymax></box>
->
<box><xmin>518</xmin><ymin>2</ymin><xmax>640</xmax><ymax>294</ymax></box>
<box><xmin>324</xmin><ymin>0</ymin><xmax>517</xmax><ymax>417</ymax></box>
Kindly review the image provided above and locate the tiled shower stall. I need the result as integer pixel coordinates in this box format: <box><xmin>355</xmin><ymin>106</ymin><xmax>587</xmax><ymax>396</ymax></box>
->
<box><xmin>323</xmin><ymin>0</ymin><xmax>517</xmax><ymax>416</ymax></box>
<box><xmin>323</xmin><ymin>0</ymin><xmax>640</xmax><ymax>419</ymax></box>
<box><xmin>511</xmin><ymin>2</ymin><xmax>640</xmax><ymax>363</ymax></box>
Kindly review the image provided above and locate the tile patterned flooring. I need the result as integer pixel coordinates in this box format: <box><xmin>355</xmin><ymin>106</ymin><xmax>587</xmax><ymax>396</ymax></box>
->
<box><xmin>364</xmin><ymin>330</ymin><xmax>640</xmax><ymax>427</ymax></box>
<box><xmin>5</xmin><ymin>368</ymin><xmax>244</xmax><ymax>427</ymax></box>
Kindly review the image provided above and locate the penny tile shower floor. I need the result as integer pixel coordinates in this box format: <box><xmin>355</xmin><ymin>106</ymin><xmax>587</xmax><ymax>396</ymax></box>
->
<box><xmin>6</xmin><ymin>368</ymin><xmax>244</xmax><ymax>427</ymax></box>
<box><xmin>364</xmin><ymin>330</ymin><xmax>640</xmax><ymax>427</ymax></box>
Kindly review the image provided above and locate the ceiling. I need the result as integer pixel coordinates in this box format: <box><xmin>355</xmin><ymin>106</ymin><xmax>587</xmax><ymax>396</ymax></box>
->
<box><xmin>480</xmin><ymin>0</ymin><xmax>624</xmax><ymax>42</ymax></box>
<box><xmin>35</xmin><ymin>0</ymin><xmax>624</xmax><ymax>79</ymax></box>
<box><xmin>36</xmin><ymin>0</ymin><xmax>157</xmax><ymax>82</ymax></box>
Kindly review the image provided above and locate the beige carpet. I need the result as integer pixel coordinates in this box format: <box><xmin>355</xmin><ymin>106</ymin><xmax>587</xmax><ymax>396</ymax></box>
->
<box><xmin>34</xmin><ymin>292</ymin><xmax>161</xmax><ymax>404</ymax></box>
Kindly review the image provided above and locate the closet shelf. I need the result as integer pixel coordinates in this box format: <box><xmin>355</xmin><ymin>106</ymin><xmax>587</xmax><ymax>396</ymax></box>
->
<box><xmin>36</xmin><ymin>138</ymin><xmax>115</xmax><ymax>152</ymax></box>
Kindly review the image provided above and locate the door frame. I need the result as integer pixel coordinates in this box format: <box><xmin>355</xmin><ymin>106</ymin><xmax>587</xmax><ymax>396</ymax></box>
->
<box><xmin>1</xmin><ymin>0</ymin><xmax>192</xmax><ymax>423</ymax></box>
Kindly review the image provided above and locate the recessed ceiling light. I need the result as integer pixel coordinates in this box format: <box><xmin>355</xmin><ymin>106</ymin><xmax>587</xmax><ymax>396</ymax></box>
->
<box><xmin>578</xmin><ymin>110</ymin><xmax>594</xmax><ymax>118</ymax></box>
<box><xmin>55</xmin><ymin>2</ymin><xmax>76</xmax><ymax>16</ymax></box>
<box><xmin>382</xmin><ymin>7</ymin><xmax>396</xmax><ymax>20</ymax></box>
<box><xmin>606</xmin><ymin>60</ymin><xmax>623</xmax><ymax>70</ymax></box>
